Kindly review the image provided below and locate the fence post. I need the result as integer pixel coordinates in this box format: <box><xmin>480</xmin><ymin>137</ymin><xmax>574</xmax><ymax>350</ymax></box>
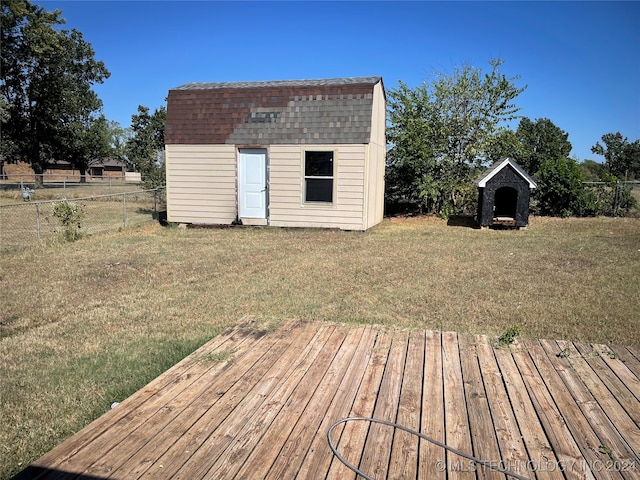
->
<box><xmin>35</xmin><ymin>202</ymin><xmax>41</xmax><ymax>241</ymax></box>
<box><xmin>123</xmin><ymin>192</ymin><xmax>127</xmax><ymax>228</ymax></box>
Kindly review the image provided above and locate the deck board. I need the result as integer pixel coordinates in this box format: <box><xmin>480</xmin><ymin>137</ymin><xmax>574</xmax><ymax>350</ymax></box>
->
<box><xmin>458</xmin><ymin>334</ymin><xmax>503</xmax><ymax>480</ymax></box>
<box><xmin>287</xmin><ymin>325</ymin><xmax>373</xmax><ymax>479</ymax></box>
<box><xmin>558</xmin><ymin>341</ymin><xmax>640</xmax><ymax>459</ymax></box>
<box><xmin>442</xmin><ymin>331</ymin><xmax>475</xmax><ymax>480</ymax></box>
<box><xmin>418</xmin><ymin>329</ymin><xmax>445</xmax><ymax>480</ymax></box>
<box><xmin>506</xmin><ymin>341</ymin><xmax>590</xmax><ymax>480</ymax></box>
<box><xmin>525</xmin><ymin>340</ymin><xmax>623</xmax><ymax>480</ymax></box>
<box><xmin>475</xmin><ymin>336</ymin><xmax>530</xmax><ymax>479</ymax></box>
<box><xmin>245</xmin><ymin>325</ymin><xmax>360</xmax><ymax>480</ymax></box>
<box><xmin>288</xmin><ymin>325</ymin><xmax>376</xmax><ymax>479</ymax></box>
<box><xmin>610</xmin><ymin>345</ymin><xmax>640</xmax><ymax>384</ymax></box>
<box><xmin>539</xmin><ymin>339</ymin><xmax>639</xmax><ymax>480</ymax></box>
<box><xmin>359</xmin><ymin>329</ymin><xmax>409</xmax><ymax>479</ymax></box>
<box><xmin>388</xmin><ymin>329</ymin><xmax>424</xmax><ymax>479</ymax></box>
<box><xmin>15</xmin><ymin>320</ymin><xmax>640</xmax><ymax>480</ymax></box>
<box><xmin>325</xmin><ymin>329</ymin><xmax>392</xmax><ymax>480</ymax></box>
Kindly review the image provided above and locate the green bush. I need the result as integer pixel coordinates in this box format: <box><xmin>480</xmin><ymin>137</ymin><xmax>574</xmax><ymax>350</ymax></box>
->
<box><xmin>496</xmin><ymin>326</ymin><xmax>522</xmax><ymax>347</ymax></box>
<box><xmin>52</xmin><ymin>201</ymin><xmax>84</xmax><ymax>241</ymax></box>
<box><xmin>614</xmin><ymin>183</ymin><xmax>638</xmax><ymax>215</ymax></box>
<box><xmin>536</xmin><ymin>157</ymin><xmax>584</xmax><ymax>217</ymax></box>
<box><xmin>578</xmin><ymin>174</ymin><xmax>637</xmax><ymax>217</ymax></box>
<box><xmin>537</xmin><ymin>160</ymin><xmax>637</xmax><ymax>218</ymax></box>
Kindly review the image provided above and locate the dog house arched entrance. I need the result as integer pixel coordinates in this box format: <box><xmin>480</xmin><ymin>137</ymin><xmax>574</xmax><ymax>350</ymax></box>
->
<box><xmin>494</xmin><ymin>186</ymin><xmax>518</xmax><ymax>219</ymax></box>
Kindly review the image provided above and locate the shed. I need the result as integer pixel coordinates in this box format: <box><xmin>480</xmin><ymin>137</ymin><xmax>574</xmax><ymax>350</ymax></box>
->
<box><xmin>476</xmin><ymin>158</ymin><xmax>536</xmax><ymax>228</ymax></box>
<box><xmin>164</xmin><ymin>77</ymin><xmax>386</xmax><ymax>231</ymax></box>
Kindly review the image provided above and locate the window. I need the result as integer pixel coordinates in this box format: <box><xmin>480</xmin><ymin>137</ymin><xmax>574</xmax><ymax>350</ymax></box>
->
<box><xmin>304</xmin><ymin>151</ymin><xmax>334</xmax><ymax>203</ymax></box>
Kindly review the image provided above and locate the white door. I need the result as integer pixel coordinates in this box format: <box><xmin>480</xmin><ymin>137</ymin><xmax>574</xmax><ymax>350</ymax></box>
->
<box><xmin>238</xmin><ymin>149</ymin><xmax>267</xmax><ymax>219</ymax></box>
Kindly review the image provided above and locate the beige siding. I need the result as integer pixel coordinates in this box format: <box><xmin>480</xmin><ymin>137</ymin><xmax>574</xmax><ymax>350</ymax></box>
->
<box><xmin>365</xmin><ymin>80</ymin><xmax>386</xmax><ymax>229</ymax></box>
<box><xmin>268</xmin><ymin>144</ymin><xmax>367</xmax><ymax>230</ymax></box>
<box><xmin>166</xmin><ymin>144</ymin><xmax>237</xmax><ymax>224</ymax></box>
<box><xmin>370</xmin><ymin>80</ymin><xmax>387</xmax><ymax>148</ymax></box>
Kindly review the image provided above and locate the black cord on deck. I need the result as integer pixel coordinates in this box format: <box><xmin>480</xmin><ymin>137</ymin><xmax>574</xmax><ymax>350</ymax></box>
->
<box><xmin>327</xmin><ymin>417</ymin><xmax>531</xmax><ymax>480</ymax></box>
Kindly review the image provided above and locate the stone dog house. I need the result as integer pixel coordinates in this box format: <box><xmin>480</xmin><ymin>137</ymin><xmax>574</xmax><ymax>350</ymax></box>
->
<box><xmin>164</xmin><ymin>77</ymin><xmax>386</xmax><ymax>231</ymax></box>
<box><xmin>476</xmin><ymin>158</ymin><xmax>537</xmax><ymax>228</ymax></box>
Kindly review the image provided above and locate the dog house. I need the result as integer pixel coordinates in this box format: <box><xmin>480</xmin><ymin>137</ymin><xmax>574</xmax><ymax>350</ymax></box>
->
<box><xmin>476</xmin><ymin>158</ymin><xmax>536</xmax><ymax>228</ymax></box>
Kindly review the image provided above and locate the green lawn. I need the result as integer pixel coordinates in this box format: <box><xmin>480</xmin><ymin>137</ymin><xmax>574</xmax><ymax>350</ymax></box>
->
<box><xmin>1</xmin><ymin>215</ymin><xmax>639</xmax><ymax>478</ymax></box>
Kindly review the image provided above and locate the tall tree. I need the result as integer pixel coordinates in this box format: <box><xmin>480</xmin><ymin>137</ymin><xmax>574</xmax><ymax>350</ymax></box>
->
<box><xmin>107</xmin><ymin>120</ymin><xmax>132</xmax><ymax>167</ymax></box>
<box><xmin>591</xmin><ymin>132</ymin><xmax>640</xmax><ymax>180</ymax></box>
<box><xmin>1</xmin><ymin>0</ymin><xmax>109</xmax><ymax>186</ymax></box>
<box><xmin>515</xmin><ymin>117</ymin><xmax>572</xmax><ymax>176</ymax></box>
<box><xmin>485</xmin><ymin>127</ymin><xmax>524</xmax><ymax>165</ymax></box>
<box><xmin>384</xmin><ymin>81</ymin><xmax>437</xmax><ymax>211</ymax></box>
<box><xmin>579</xmin><ymin>159</ymin><xmax>607</xmax><ymax>182</ymax></box>
<box><xmin>125</xmin><ymin>105</ymin><xmax>166</xmax><ymax>188</ymax></box>
<box><xmin>65</xmin><ymin>114</ymin><xmax>111</xmax><ymax>182</ymax></box>
<box><xmin>386</xmin><ymin>58</ymin><xmax>526</xmax><ymax>216</ymax></box>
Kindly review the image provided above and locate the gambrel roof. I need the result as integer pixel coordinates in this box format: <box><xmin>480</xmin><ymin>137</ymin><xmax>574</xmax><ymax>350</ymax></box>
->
<box><xmin>476</xmin><ymin>157</ymin><xmax>537</xmax><ymax>189</ymax></box>
<box><xmin>165</xmin><ymin>77</ymin><xmax>383</xmax><ymax>145</ymax></box>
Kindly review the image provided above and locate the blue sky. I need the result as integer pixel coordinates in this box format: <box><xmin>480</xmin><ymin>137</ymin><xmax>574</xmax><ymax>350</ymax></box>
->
<box><xmin>41</xmin><ymin>1</ymin><xmax>639</xmax><ymax>162</ymax></box>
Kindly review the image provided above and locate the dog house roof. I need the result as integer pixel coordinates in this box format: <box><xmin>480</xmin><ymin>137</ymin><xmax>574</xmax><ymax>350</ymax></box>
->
<box><xmin>476</xmin><ymin>158</ymin><xmax>537</xmax><ymax>189</ymax></box>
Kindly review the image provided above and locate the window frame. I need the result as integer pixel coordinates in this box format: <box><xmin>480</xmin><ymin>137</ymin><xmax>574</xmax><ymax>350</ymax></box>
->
<box><xmin>303</xmin><ymin>149</ymin><xmax>336</xmax><ymax>204</ymax></box>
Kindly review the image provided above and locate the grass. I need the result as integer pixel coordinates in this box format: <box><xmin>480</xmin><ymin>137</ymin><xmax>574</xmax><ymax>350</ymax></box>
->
<box><xmin>631</xmin><ymin>184</ymin><xmax>640</xmax><ymax>213</ymax></box>
<box><xmin>1</xmin><ymin>215</ymin><xmax>640</xmax><ymax>478</ymax></box>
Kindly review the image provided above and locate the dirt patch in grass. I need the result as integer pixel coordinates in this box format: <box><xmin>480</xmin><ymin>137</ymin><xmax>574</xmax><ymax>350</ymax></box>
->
<box><xmin>1</xmin><ymin>215</ymin><xmax>639</xmax><ymax>477</ymax></box>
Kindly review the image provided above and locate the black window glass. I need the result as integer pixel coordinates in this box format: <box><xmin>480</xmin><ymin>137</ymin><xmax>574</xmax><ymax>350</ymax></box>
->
<box><xmin>305</xmin><ymin>151</ymin><xmax>333</xmax><ymax>177</ymax></box>
<box><xmin>306</xmin><ymin>178</ymin><xmax>333</xmax><ymax>203</ymax></box>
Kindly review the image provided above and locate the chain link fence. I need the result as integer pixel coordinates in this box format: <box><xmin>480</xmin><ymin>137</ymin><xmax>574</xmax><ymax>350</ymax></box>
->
<box><xmin>582</xmin><ymin>180</ymin><xmax>639</xmax><ymax>217</ymax></box>
<box><xmin>629</xmin><ymin>181</ymin><xmax>640</xmax><ymax>215</ymax></box>
<box><xmin>1</xmin><ymin>174</ymin><xmax>142</xmax><ymax>201</ymax></box>
<box><xmin>0</xmin><ymin>188</ymin><xmax>166</xmax><ymax>252</ymax></box>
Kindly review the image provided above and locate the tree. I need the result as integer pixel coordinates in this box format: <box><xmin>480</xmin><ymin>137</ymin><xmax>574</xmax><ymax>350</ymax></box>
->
<box><xmin>107</xmin><ymin>120</ymin><xmax>132</xmax><ymax>167</ymax></box>
<box><xmin>515</xmin><ymin>117</ymin><xmax>572</xmax><ymax>176</ymax></box>
<box><xmin>125</xmin><ymin>105</ymin><xmax>166</xmax><ymax>188</ymax></box>
<box><xmin>66</xmin><ymin>114</ymin><xmax>111</xmax><ymax>182</ymax></box>
<box><xmin>386</xmin><ymin>59</ymin><xmax>526</xmax><ymax>217</ymax></box>
<box><xmin>579</xmin><ymin>159</ymin><xmax>607</xmax><ymax>181</ymax></box>
<box><xmin>591</xmin><ymin>132</ymin><xmax>640</xmax><ymax>180</ymax></box>
<box><xmin>485</xmin><ymin>127</ymin><xmax>524</xmax><ymax>165</ymax></box>
<box><xmin>384</xmin><ymin>81</ymin><xmax>437</xmax><ymax>211</ymax></box>
<box><xmin>1</xmin><ymin>0</ymin><xmax>109</xmax><ymax>186</ymax></box>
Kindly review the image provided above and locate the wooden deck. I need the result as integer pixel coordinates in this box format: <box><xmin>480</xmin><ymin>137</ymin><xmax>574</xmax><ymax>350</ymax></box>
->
<box><xmin>15</xmin><ymin>320</ymin><xmax>640</xmax><ymax>480</ymax></box>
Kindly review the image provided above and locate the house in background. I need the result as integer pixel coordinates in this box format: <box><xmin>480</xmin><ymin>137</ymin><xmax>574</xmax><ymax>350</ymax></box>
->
<box><xmin>164</xmin><ymin>77</ymin><xmax>386</xmax><ymax>231</ymax></box>
<box><xmin>2</xmin><ymin>160</ymin><xmax>126</xmax><ymax>181</ymax></box>
<box><xmin>46</xmin><ymin>160</ymin><xmax>127</xmax><ymax>179</ymax></box>
<box><xmin>476</xmin><ymin>157</ymin><xmax>537</xmax><ymax>228</ymax></box>
<box><xmin>88</xmin><ymin>159</ymin><xmax>128</xmax><ymax>178</ymax></box>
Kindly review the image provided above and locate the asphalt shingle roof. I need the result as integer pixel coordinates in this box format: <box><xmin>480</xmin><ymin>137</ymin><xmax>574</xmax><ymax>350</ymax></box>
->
<box><xmin>165</xmin><ymin>77</ymin><xmax>383</xmax><ymax>145</ymax></box>
<box><xmin>173</xmin><ymin>77</ymin><xmax>382</xmax><ymax>90</ymax></box>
